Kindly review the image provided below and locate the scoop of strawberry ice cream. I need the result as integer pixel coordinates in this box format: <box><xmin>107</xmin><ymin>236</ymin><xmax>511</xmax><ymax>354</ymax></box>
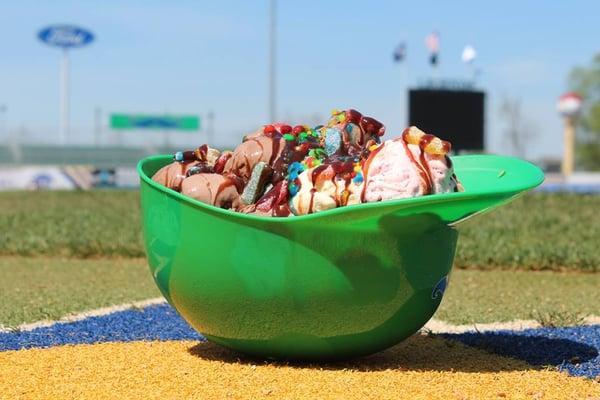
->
<box><xmin>362</xmin><ymin>140</ymin><xmax>425</xmax><ymax>202</ymax></box>
<box><xmin>363</xmin><ymin>135</ymin><xmax>457</xmax><ymax>202</ymax></box>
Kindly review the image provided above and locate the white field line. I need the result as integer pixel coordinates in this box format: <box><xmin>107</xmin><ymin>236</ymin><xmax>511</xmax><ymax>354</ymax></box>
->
<box><xmin>1</xmin><ymin>297</ymin><xmax>599</xmax><ymax>334</ymax></box>
<box><xmin>423</xmin><ymin>315</ymin><xmax>600</xmax><ymax>334</ymax></box>
<box><xmin>0</xmin><ymin>297</ymin><xmax>166</xmax><ymax>333</ymax></box>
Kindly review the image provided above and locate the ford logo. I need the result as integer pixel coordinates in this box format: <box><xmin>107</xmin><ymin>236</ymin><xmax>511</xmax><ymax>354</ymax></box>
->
<box><xmin>38</xmin><ymin>25</ymin><xmax>94</xmax><ymax>48</ymax></box>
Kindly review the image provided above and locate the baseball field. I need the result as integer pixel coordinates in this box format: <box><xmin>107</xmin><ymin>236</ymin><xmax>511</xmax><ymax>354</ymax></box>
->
<box><xmin>1</xmin><ymin>191</ymin><xmax>599</xmax><ymax>399</ymax></box>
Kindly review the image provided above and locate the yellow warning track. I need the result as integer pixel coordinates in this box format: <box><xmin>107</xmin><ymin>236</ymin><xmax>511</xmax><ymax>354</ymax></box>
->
<box><xmin>1</xmin><ymin>336</ymin><xmax>598</xmax><ymax>400</ymax></box>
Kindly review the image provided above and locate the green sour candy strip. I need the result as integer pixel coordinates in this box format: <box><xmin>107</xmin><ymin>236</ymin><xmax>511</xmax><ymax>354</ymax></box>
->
<box><xmin>241</xmin><ymin>162</ymin><xmax>273</xmax><ymax>205</ymax></box>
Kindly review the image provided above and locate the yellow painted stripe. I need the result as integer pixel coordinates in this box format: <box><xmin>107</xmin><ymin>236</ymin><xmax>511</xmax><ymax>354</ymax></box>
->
<box><xmin>1</xmin><ymin>336</ymin><xmax>598</xmax><ymax>400</ymax></box>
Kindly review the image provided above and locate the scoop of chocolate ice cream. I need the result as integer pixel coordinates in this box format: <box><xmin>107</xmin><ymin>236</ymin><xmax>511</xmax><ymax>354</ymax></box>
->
<box><xmin>180</xmin><ymin>173</ymin><xmax>244</xmax><ymax>210</ymax></box>
<box><xmin>223</xmin><ymin>134</ymin><xmax>286</xmax><ymax>182</ymax></box>
<box><xmin>152</xmin><ymin>161</ymin><xmax>199</xmax><ymax>191</ymax></box>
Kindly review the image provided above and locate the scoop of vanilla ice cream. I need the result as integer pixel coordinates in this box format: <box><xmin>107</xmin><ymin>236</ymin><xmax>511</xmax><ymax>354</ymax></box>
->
<box><xmin>289</xmin><ymin>165</ymin><xmax>363</xmax><ymax>215</ymax></box>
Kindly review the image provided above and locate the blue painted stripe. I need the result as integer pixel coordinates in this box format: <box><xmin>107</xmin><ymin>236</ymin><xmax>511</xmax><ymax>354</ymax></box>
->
<box><xmin>0</xmin><ymin>304</ymin><xmax>203</xmax><ymax>351</ymax></box>
<box><xmin>445</xmin><ymin>325</ymin><xmax>600</xmax><ymax>378</ymax></box>
<box><xmin>1</xmin><ymin>303</ymin><xmax>598</xmax><ymax>378</ymax></box>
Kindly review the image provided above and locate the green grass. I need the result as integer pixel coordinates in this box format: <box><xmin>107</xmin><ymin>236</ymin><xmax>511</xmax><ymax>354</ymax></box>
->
<box><xmin>455</xmin><ymin>193</ymin><xmax>600</xmax><ymax>271</ymax></box>
<box><xmin>437</xmin><ymin>269</ymin><xmax>600</xmax><ymax>325</ymax></box>
<box><xmin>0</xmin><ymin>191</ymin><xmax>144</xmax><ymax>258</ymax></box>
<box><xmin>0</xmin><ymin>191</ymin><xmax>599</xmax><ymax>271</ymax></box>
<box><xmin>0</xmin><ymin>257</ymin><xmax>159</xmax><ymax>327</ymax></box>
<box><xmin>1</xmin><ymin>257</ymin><xmax>598</xmax><ymax>327</ymax></box>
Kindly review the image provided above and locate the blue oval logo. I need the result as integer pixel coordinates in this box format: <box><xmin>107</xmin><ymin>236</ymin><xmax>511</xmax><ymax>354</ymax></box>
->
<box><xmin>38</xmin><ymin>25</ymin><xmax>94</xmax><ymax>48</ymax></box>
<box><xmin>431</xmin><ymin>275</ymin><xmax>448</xmax><ymax>300</ymax></box>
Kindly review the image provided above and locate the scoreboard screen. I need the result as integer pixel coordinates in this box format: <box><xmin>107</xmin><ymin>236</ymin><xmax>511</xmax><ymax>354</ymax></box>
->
<box><xmin>408</xmin><ymin>89</ymin><xmax>485</xmax><ymax>152</ymax></box>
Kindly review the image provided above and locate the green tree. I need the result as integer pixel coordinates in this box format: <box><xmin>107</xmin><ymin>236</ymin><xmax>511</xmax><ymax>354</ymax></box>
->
<box><xmin>569</xmin><ymin>54</ymin><xmax>600</xmax><ymax>170</ymax></box>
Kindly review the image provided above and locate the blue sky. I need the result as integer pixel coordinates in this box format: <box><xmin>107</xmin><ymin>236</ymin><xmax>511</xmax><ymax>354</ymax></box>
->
<box><xmin>0</xmin><ymin>0</ymin><xmax>598</xmax><ymax>159</ymax></box>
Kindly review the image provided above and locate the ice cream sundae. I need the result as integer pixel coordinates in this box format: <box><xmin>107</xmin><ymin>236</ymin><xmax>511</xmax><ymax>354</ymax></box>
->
<box><xmin>152</xmin><ymin>109</ymin><xmax>462</xmax><ymax>217</ymax></box>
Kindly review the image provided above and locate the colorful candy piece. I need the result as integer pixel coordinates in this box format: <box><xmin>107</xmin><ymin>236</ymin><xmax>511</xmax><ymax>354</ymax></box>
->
<box><xmin>324</xmin><ymin>128</ymin><xmax>342</xmax><ymax>156</ymax></box>
<box><xmin>186</xmin><ymin>164</ymin><xmax>214</xmax><ymax>177</ymax></box>
<box><xmin>402</xmin><ymin>126</ymin><xmax>451</xmax><ymax>155</ymax></box>
<box><xmin>241</xmin><ymin>162</ymin><xmax>273</xmax><ymax>205</ymax></box>
<box><xmin>344</xmin><ymin>123</ymin><xmax>362</xmax><ymax>144</ymax></box>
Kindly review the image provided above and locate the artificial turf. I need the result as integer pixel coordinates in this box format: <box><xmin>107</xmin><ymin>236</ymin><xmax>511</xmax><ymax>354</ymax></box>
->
<box><xmin>0</xmin><ymin>257</ymin><xmax>159</xmax><ymax>328</ymax></box>
<box><xmin>0</xmin><ymin>191</ymin><xmax>598</xmax><ymax>271</ymax></box>
<box><xmin>1</xmin><ymin>257</ymin><xmax>598</xmax><ymax>327</ymax></box>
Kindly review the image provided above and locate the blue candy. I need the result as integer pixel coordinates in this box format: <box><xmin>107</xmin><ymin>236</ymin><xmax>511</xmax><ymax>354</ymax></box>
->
<box><xmin>353</xmin><ymin>172</ymin><xmax>363</xmax><ymax>184</ymax></box>
<box><xmin>174</xmin><ymin>151</ymin><xmax>184</xmax><ymax>162</ymax></box>
<box><xmin>324</xmin><ymin>128</ymin><xmax>342</xmax><ymax>156</ymax></box>
<box><xmin>288</xmin><ymin>162</ymin><xmax>305</xmax><ymax>176</ymax></box>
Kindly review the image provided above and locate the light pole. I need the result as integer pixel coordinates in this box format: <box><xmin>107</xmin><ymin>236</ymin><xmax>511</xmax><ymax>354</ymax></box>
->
<box><xmin>94</xmin><ymin>107</ymin><xmax>102</xmax><ymax>146</ymax></box>
<box><xmin>38</xmin><ymin>25</ymin><xmax>94</xmax><ymax>146</ymax></box>
<box><xmin>0</xmin><ymin>104</ymin><xmax>6</xmax><ymax>142</ymax></box>
<box><xmin>60</xmin><ymin>48</ymin><xmax>70</xmax><ymax>145</ymax></box>
<box><xmin>206</xmin><ymin>110</ymin><xmax>215</xmax><ymax>146</ymax></box>
<box><xmin>268</xmin><ymin>0</ymin><xmax>277</xmax><ymax>122</ymax></box>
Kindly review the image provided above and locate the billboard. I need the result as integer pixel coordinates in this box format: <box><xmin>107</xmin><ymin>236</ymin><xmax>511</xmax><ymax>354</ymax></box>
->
<box><xmin>110</xmin><ymin>114</ymin><xmax>200</xmax><ymax>131</ymax></box>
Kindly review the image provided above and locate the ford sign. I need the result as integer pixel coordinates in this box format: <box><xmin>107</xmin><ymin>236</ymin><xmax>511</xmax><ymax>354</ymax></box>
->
<box><xmin>38</xmin><ymin>25</ymin><xmax>94</xmax><ymax>48</ymax></box>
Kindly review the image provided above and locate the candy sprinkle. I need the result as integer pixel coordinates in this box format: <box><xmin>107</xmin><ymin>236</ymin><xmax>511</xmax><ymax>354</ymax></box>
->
<box><xmin>283</xmin><ymin>134</ymin><xmax>296</xmax><ymax>141</ymax></box>
<box><xmin>353</xmin><ymin>172</ymin><xmax>363</xmax><ymax>184</ymax></box>
<box><xmin>174</xmin><ymin>151</ymin><xmax>184</xmax><ymax>162</ymax></box>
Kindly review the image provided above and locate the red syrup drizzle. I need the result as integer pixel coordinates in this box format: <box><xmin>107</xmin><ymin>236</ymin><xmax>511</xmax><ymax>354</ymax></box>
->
<box><xmin>417</xmin><ymin>134</ymin><xmax>436</xmax><ymax>194</ymax></box>
<box><xmin>213</xmin><ymin>152</ymin><xmax>232</xmax><ymax>174</ymax></box>
<box><xmin>253</xmin><ymin>180</ymin><xmax>292</xmax><ymax>217</ymax></box>
<box><xmin>400</xmin><ymin>129</ymin><xmax>432</xmax><ymax>195</ymax></box>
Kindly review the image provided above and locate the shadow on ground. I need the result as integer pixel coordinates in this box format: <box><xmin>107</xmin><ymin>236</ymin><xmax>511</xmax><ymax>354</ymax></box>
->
<box><xmin>444</xmin><ymin>331</ymin><xmax>597</xmax><ymax>366</ymax></box>
<box><xmin>187</xmin><ymin>331</ymin><xmax>597</xmax><ymax>373</ymax></box>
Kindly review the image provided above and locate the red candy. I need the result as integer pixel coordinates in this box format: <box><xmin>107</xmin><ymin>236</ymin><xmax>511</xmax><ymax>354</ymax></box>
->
<box><xmin>278</xmin><ymin>124</ymin><xmax>292</xmax><ymax>134</ymax></box>
<box><xmin>295</xmin><ymin>143</ymin><xmax>311</xmax><ymax>153</ymax></box>
<box><xmin>345</xmin><ymin>109</ymin><xmax>363</xmax><ymax>124</ymax></box>
<box><xmin>263</xmin><ymin>125</ymin><xmax>276</xmax><ymax>137</ymax></box>
<box><xmin>292</xmin><ymin>125</ymin><xmax>305</xmax><ymax>136</ymax></box>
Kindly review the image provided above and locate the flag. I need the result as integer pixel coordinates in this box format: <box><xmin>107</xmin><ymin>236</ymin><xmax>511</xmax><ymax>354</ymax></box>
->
<box><xmin>393</xmin><ymin>42</ymin><xmax>406</xmax><ymax>63</ymax></box>
<box><xmin>425</xmin><ymin>31</ymin><xmax>440</xmax><ymax>66</ymax></box>
<box><xmin>462</xmin><ymin>45</ymin><xmax>476</xmax><ymax>64</ymax></box>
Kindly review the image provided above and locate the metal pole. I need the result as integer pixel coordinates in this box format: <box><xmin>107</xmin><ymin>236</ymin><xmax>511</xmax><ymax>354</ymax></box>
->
<box><xmin>94</xmin><ymin>107</ymin><xmax>101</xmax><ymax>147</ymax></box>
<box><xmin>59</xmin><ymin>48</ymin><xmax>69</xmax><ymax>145</ymax></box>
<box><xmin>268</xmin><ymin>0</ymin><xmax>276</xmax><ymax>122</ymax></box>
<box><xmin>206</xmin><ymin>110</ymin><xmax>215</xmax><ymax>145</ymax></box>
<box><xmin>0</xmin><ymin>105</ymin><xmax>6</xmax><ymax>143</ymax></box>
